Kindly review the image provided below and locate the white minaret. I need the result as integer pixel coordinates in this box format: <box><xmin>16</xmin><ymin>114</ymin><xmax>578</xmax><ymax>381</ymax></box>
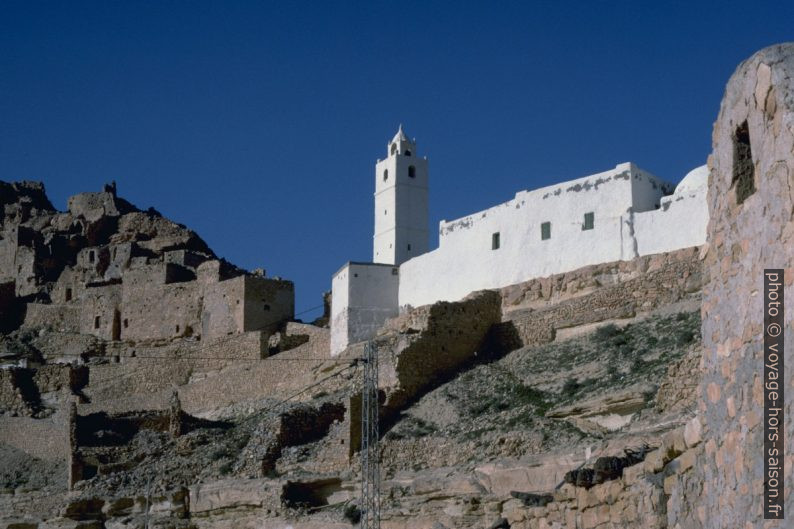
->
<box><xmin>373</xmin><ymin>125</ymin><xmax>429</xmax><ymax>265</ymax></box>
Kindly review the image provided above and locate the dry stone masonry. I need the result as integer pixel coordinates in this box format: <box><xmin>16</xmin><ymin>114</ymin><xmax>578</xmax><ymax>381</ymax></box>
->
<box><xmin>684</xmin><ymin>42</ymin><xmax>794</xmax><ymax>528</ymax></box>
<box><xmin>0</xmin><ymin>182</ymin><xmax>294</xmax><ymax>345</ymax></box>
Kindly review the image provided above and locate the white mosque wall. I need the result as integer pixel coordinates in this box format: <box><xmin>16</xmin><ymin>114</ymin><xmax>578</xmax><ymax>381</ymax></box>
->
<box><xmin>330</xmin><ymin>157</ymin><xmax>709</xmax><ymax>356</ymax></box>
<box><xmin>330</xmin><ymin>262</ymin><xmax>399</xmax><ymax>356</ymax></box>
<box><xmin>398</xmin><ymin>163</ymin><xmax>675</xmax><ymax>308</ymax></box>
<box><xmin>633</xmin><ymin>165</ymin><xmax>708</xmax><ymax>257</ymax></box>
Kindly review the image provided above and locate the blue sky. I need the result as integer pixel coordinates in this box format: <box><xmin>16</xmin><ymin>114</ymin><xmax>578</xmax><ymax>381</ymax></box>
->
<box><xmin>1</xmin><ymin>1</ymin><xmax>792</xmax><ymax>316</ymax></box>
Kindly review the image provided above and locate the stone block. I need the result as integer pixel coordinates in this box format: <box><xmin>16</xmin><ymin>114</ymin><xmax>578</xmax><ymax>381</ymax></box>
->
<box><xmin>661</xmin><ymin>429</ymin><xmax>686</xmax><ymax>460</ymax></box>
<box><xmin>610</xmin><ymin>499</ymin><xmax>626</xmax><ymax>523</ymax></box>
<box><xmin>501</xmin><ymin>498</ymin><xmax>527</xmax><ymax>524</ymax></box>
<box><xmin>677</xmin><ymin>449</ymin><xmax>697</xmax><ymax>473</ymax></box>
<box><xmin>622</xmin><ymin>462</ymin><xmax>644</xmax><ymax>485</ymax></box>
<box><xmin>555</xmin><ymin>483</ymin><xmax>577</xmax><ymax>501</ymax></box>
<box><xmin>189</xmin><ymin>478</ymin><xmax>275</xmax><ymax>513</ymax></box>
<box><xmin>591</xmin><ymin>480</ymin><xmax>622</xmax><ymax>505</ymax></box>
<box><xmin>683</xmin><ymin>417</ymin><xmax>702</xmax><ymax>448</ymax></box>
<box><xmin>663</xmin><ymin>474</ymin><xmax>678</xmax><ymax>495</ymax></box>
<box><xmin>643</xmin><ymin>449</ymin><xmax>665</xmax><ymax>474</ymax></box>
<box><xmin>575</xmin><ymin>486</ymin><xmax>596</xmax><ymax>510</ymax></box>
<box><xmin>101</xmin><ymin>497</ymin><xmax>134</xmax><ymax>517</ymax></box>
<box><xmin>580</xmin><ymin>508</ymin><xmax>599</xmax><ymax>529</ymax></box>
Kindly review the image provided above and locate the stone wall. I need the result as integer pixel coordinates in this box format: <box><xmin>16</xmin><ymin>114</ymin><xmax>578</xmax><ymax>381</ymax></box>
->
<box><xmin>681</xmin><ymin>43</ymin><xmax>794</xmax><ymax>527</ymax></box>
<box><xmin>633</xmin><ymin>166</ymin><xmax>709</xmax><ymax>258</ymax></box>
<box><xmin>0</xmin><ymin>364</ymin><xmax>88</xmax><ymax>417</ymax></box>
<box><xmin>331</xmin><ymin>262</ymin><xmax>400</xmax><ymax>356</ymax></box>
<box><xmin>120</xmin><ymin>264</ymin><xmax>202</xmax><ymax>341</ymax></box>
<box><xmin>397</xmin><ymin>162</ymin><xmax>702</xmax><ymax>309</ymax></box>
<box><xmin>489</xmin><ymin>247</ymin><xmax>704</xmax><ymax>349</ymax></box>
<box><xmin>201</xmin><ymin>272</ymin><xmax>246</xmax><ymax>339</ymax></box>
<box><xmin>77</xmin><ymin>283</ymin><xmax>123</xmax><ymax>341</ymax></box>
<box><xmin>76</xmin><ymin>324</ymin><xmax>334</xmax><ymax>418</ymax></box>
<box><xmin>376</xmin><ymin>290</ymin><xmax>502</xmax><ymax>414</ymax></box>
<box><xmin>238</xmin><ymin>401</ymin><xmax>346</xmax><ymax>476</ymax></box>
<box><xmin>242</xmin><ymin>275</ymin><xmax>295</xmax><ymax>334</ymax></box>
<box><xmin>0</xmin><ymin>367</ymin><xmax>38</xmax><ymax>416</ymax></box>
<box><xmin>22</xmin><ymin>301</ymin><xmax>82</xmax><ymax>333</ymax></box>
<box><xmin>655</xmin><ymin>344</ymin><xmax>701</xmax><ymax>414</ymax></box>
<box><xmin>0</xmin><ymin>397</ymin><xmax>72</xmax><ymax>462</ymax></box>
<box><xmin>21</xmin><ymin>260</ymin><xmax>294</xmax><ymax>344</ymax></box>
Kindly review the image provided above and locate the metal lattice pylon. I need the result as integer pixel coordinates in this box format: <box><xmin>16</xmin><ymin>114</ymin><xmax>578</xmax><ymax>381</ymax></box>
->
<box><xmin>360</xmin><ymin>340</ymin><xmax>380</xmax><ymax>528</ymax></box>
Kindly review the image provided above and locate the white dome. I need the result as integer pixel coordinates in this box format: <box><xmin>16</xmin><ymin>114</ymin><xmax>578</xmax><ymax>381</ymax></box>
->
<box><xmin>675</xmin><ymin>165</ymin><xmax>708</xmax><ymax>195</ymax></box>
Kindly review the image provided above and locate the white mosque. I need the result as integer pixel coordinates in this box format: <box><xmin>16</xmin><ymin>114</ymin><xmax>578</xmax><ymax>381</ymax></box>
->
<box><xmin>330</xmin><ymin>126</ymin><xmax>708</xmax><ymax>355</ymax></box>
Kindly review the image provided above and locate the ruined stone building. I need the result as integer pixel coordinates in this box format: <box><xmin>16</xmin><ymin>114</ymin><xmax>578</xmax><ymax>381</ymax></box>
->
<box><xmin>331</xmin><ymin>128</ymin><xmax>709</xmax><ymax>354</ymax></box>
<box><xmin>0</xmin><ymin>182</ymin><xmax>294</xmax><ymax>345</ymax></box>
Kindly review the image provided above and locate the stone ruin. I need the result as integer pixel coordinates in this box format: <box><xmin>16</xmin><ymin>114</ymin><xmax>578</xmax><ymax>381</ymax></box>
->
<box><xmin>0</xmin><ymin>182</ymin><xmax>294</xmax><ymax>343</ymax></box>
<box><xmin>688</xmin><ymin>42</ymin><xmax>794</xmax><ymax>527</ymax></box>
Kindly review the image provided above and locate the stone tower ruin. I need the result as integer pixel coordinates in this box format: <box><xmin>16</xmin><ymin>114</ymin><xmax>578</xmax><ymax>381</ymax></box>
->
<box><xmin>685</xmin><ymin>42</ymin><xmax>794</xmax><ymax>527</ymax></box>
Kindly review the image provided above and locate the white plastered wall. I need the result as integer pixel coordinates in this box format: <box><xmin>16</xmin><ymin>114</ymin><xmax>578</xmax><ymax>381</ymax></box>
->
<box><xmin>373</xmin><ymin>151</ymin><xmax>429</xmax><ymax>266</ymax></box>
<box><xmin>633</xmin><ymin>165</ymin><xmax>708</xmax><ymax>256</ymax></box>
<box><xmin>398</xmin><ymin>163</ymin><xmax>675</xmax><ymax>308</ymax></box>
<box><xmin>330</xmin><ymin>262</ymin><xmax>400</xmax><ymax>356</ymax></box>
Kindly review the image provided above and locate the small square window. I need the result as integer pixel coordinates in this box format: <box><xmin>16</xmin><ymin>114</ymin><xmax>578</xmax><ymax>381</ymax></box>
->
<box><xmin>492</xmin><ymin>232</ymin><xmax>500</xmax><ymax>250</ymax></box>
<box><xmin>541</xmin><ymin>222</ymin><xmax>551</xmax><ymax>240</ymax></box>
<box><xmin>582</xmin><ymin>212</ymin><xmax>594</xmax><ymax>231</ymax></box>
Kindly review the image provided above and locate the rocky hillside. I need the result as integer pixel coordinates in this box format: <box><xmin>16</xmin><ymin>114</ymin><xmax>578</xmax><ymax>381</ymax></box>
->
<box><xmin>0</xmin><ymin>178</ymin><xmax>706</xmax><ymax>528</ymax></box>
<box><xmin>1</xmin><ymin>305</ymin><xmax>703</xmax><ymax>529</ymax></box>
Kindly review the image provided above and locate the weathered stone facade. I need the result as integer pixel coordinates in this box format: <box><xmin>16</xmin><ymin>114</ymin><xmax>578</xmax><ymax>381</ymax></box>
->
<box><xmin>376</xmin><ymin>290</ymin><xmax>502</xmax><ymax>414</ymax></box>
<box><xmin>0</xmin><ymin>182</ymin><xmax>294</xmax><ymax>344</ymax></box>
<box><xmin>0</xmin><ymin>364</ymin><xmax>87</xmax><ymax>418</ymax></box>
<box><xmin>683</xmin><ymin>43</ymin><xmax>794</xmax><ymax>527</ymax></box>
<box><xmin>490</xmin><ymin>247</ymin><xmax>703</xmax><ymax>349</ymax></box>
